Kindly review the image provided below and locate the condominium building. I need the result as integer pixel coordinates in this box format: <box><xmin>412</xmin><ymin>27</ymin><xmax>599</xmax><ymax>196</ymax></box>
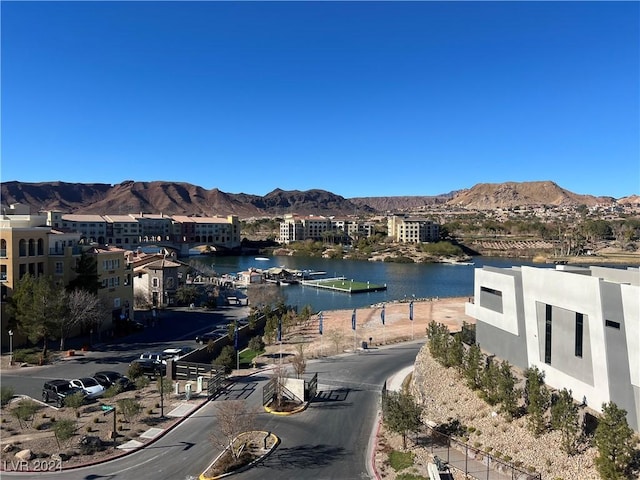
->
<box><xmin>465</xmin><ymin>264</ymin><xmax>640</xmax><ymax>431</ymax></box>
<box><xmin>387</xmin><ymin>215</ymin><xmax>440</xmax><ymax>243</ymax></box>
<box><xmin>170</xmin><ymin>215</ymin><xmax>241</xmax><ymax>249</ymax></box>
<box><xmin>279</xmin><ymin>214</ymin><xmax>376</xmax><ymax>244</ymax></box>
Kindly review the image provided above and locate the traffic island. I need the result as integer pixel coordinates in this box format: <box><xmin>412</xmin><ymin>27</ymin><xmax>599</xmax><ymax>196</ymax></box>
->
<box><xmin>199</xmin><ymin>431</ymin><xmax>279</xmax><ymax>479</ymax></box>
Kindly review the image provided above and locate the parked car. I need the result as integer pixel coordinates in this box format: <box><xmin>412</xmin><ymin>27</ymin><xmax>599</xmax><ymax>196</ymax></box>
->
<box><xmin>42</xmin><ymin>379</ymin><xmax>86</xmax><ymax>408</ymax></box>
<box><xmin>93</xmin><ymin>371</ymin><xmax>134</xmax><ymax>391</ymax></box>
<box><xmin>129</xmin><ymin>358</ymin><xmax>166</xmax><ymax>378</ymax></box>
<box><xmin>195</xmin><ymin>328</ymin><xmax>228</xmax><ymax>344</ymax></box>
<box><xmin>139</xmin><ymin>352</ymin><xmax>167</xmax><ymax>364</ymax></box>
<box><xmin>70</xmin><ymin>377</ymin><xmax>106</xmax><ymax>400</ymax></box>
<box><xmin>162</xmin><ymin>346</ymin><xmax>194</xmax><ymax>360</ymax></box>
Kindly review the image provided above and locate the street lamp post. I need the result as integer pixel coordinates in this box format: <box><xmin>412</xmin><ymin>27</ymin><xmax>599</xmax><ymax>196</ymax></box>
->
<box><xmin>8</xmin><ymin>330</ymin><xmax>13</xmax><ymax>366</ymax></box>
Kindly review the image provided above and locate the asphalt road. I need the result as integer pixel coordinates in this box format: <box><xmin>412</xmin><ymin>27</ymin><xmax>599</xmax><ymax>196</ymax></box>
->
<box><xmin>2</xmin><ymin>304</ymin><xmax>425</xmax><ymax>480</ymax></box>
<box><xmin>2</xmin><ymin>306</ymin><xmax>249</xmax><ymax>401</ymax></box>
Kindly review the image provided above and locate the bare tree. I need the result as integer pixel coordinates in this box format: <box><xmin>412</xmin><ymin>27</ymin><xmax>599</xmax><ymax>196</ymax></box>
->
<box><xmin>62</xmin><ymin>289</ymin><xmax>108</xmax><ymax>349</ymax></box>
<box><xmin>247</xmin><ymin>284</ymin><xmax>283</xmax><ymax>310</ymax></box>
<box><xmin>210</xmin><ymin>400</ymin><xmax>257</xmax><ymax>461</ymax></box>
<box><xmin>271</xmin><ymin>363</ymin><xmax>288</xmax><ymax>409</ymax></box>
<box><xmin>291</xmin><ymin>343</ymin><xmax>307</xmax><ymax>379</ymax></box>
<box><xmin>328</xmin><ymin>330</ymin><xmax>344</xmax><ymax>354</ymax></box>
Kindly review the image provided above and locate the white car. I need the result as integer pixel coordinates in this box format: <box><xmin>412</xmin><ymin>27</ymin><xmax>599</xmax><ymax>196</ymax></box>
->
<box><xmin>162</xmin><ymin>347</ymin><xmax>193</xmax><ymax>360</ymax></box>
<box><xmin>70</xmin><ymin>377</ymin><xmax>106</xmax><ymax>400</ymax></box>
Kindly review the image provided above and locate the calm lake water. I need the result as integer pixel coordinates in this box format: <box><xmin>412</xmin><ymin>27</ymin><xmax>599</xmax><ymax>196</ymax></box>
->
<box><xmin>190</xmin><ymin>255</ymin><xmax>546</xmax><ymax>312</ymax></box>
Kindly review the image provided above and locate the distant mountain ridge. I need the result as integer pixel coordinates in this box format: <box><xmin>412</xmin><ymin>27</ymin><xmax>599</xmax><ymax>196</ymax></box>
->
<box><xmin>0</xmin><ymin>180</ymin><xmax>631</xmax><ymax>218</ymax></box>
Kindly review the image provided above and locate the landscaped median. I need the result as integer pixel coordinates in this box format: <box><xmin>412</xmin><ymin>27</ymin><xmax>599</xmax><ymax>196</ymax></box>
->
<box><xmin>199</xmin><ymin>431</ymin><xmax>280</xmax><ymax>479</ymax></box>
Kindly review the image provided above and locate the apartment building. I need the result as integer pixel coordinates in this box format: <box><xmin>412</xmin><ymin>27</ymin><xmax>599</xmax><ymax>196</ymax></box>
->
<box><xmin>0</xmin><ymin>205</ymin><xmax>81</xmax><ymax>347</ymax></box>
<box><xmin>465</xmin><ymin>264</ymin><xmax>640</xmax><ymax>431</ymax></box>
<box><xmin>85</xmin><ymin>245</ymin><xmax>134</xmax><ymax>327</ymax></box>
<box><xmin>171</xmin><ymin>215</ymin><xmax>241</xmax><ymax>249</ymax></box>
<box><xmin>279</xmin><ymin>214</ymin><xmax>376</xmax><ymax>244</ymax></box>
<box><xmin>130</xmin><ymin>213</ymin><xmax>175</xmax><ymax>242</ymax></box>
<box><xmin>387</xmin><ymin>215</ymin><xmax>440</xmax><ymax>243</ymax></box>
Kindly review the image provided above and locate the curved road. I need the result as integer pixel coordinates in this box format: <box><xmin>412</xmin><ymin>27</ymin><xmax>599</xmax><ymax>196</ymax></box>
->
<box><xmin>3</xmin><ymin>341</ymin><xmax>425</xmax><ymax>480</ymax></box>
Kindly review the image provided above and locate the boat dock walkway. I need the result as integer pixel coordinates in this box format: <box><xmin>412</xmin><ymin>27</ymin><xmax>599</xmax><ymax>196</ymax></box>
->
<box><xmin>301</xmin><ymin>277</ymin><xmax>387</xmax><ymax>294</ymax></box>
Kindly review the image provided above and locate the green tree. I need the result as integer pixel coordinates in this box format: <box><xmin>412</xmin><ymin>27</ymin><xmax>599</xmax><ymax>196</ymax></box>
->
<box><xmin>213</xmin><ymin>345</ymin><xmax>236</xmax><ymax>373</ymax></box>
<box><xmin>594</xmin><ymin>402</ymin><xmax>636</xmax><ymax>480</ymax></box>
<box><xmin>52</xmin><ymin>418</ymin><xmax>76</xmax><ymax>448</ymax></box>
<box><xmin>382</xmin><ymin>390</ymin><xmax>422</xmax><ymax>450</ymax></box>
<box><xmin>480</xmin><ymin>358</ymin><xmax>501</xmax><ymax>405</ymax></box>
<box><xmin>10</xmin><ymin>274</ymin><xmax>66</xmax><ymax>358</ymax></box>
<box><xmin>175</xmin><ymin>285</ymin><xmax>199</xmax><ymax>306</ymax></box>
<box><xmin>497</xmin><ymin>361</ymin><xmax>520</xmax><ymax>420</ymax></box>
<box><xmin>463</xmin><ymin>343</ymin><xmax>483</xmax><ymax>390</ymax></box>
<box><xmin>66</xmin><ymin>252</ymin><xmax>101</xmax><ymax>294</ymax></box>
<box><xmin>446</xmin><ymin>332</ymin><xmax>465</xmax><ymax>372</ymax></box>
<box><xmin>524</xmin><ymin>366</ymin><xmax>550</xmax><ymax>436</ymax></box>
<box><xmin>550</xmin><ymin>388</ymin><xmax>580</xmax><ymax>455</ymax></box>
<box><xmin>248</xmin><ymin>335</ymin><xmax>265</xmax><ymax>352</ymax></box>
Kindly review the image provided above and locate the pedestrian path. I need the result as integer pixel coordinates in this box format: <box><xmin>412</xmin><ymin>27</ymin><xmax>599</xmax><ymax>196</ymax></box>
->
<box><xmin>384</xmin><ymin>367</ymin><xmax>514</xmax><ymax>480</ymax></box>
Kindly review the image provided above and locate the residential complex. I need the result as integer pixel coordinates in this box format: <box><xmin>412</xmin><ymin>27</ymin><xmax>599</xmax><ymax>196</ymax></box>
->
<box><xmin>465</xmin><ymin>264</ymin><xmax>640</xmax><ymax>431</ymax></box>
<box><xmin>278</xmin><ymin>213</ymin><xmax>437</xmax><ymax>244</ymax></box>
<box><xmin>387</xmin><ymin>215</ymin><xmax>440</xmax><ymax>243</ymax></box>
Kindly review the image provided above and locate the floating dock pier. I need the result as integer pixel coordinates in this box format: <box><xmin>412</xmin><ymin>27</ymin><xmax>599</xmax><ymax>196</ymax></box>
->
<box><xmin>301</xmin><ymin>277</ymin><xmax>387</xmax><ymax>294</ymax></box>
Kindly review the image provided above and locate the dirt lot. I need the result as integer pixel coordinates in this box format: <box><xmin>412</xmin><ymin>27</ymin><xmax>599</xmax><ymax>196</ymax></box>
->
<box><xmin>258</xmin><ymin>296</ymin><xmax>473</xmax><ymax>361</ymax></box>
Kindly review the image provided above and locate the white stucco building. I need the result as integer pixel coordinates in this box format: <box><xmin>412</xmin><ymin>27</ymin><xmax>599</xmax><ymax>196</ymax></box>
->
<box><xmin>465</xmin><ymin>264</ymin><xmax>640</xmax><ymax>431</ymax></box>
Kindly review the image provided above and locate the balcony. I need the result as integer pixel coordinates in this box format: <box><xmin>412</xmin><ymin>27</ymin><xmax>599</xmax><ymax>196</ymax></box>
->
<box><xmin>49</xmin><ymin>246</ymin><xmax>82</xmax><ymax>256</ymax></box>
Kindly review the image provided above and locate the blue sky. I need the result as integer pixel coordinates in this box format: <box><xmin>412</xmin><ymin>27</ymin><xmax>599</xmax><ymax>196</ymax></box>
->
<box><xmin>1</xmin><ymin>1</ymin><xmax>638</xmax><ymax>199</ymax></box>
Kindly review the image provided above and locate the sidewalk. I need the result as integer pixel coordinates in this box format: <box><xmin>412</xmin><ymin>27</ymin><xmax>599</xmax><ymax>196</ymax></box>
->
<box><xmin>380</xmin><ymin>367</ymin><xmax>514</xmax><ymax>480</ymax></box>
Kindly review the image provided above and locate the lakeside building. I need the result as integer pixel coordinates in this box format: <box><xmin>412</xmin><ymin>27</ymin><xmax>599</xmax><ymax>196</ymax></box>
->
<box><xmin>278</xmin><ymin>214</ymin><xmax>382</xmax><ymax>244</ymax></box>
<box><xmin>0</xmin><ymin>205</ymin><xmax>134</xmax><ymax>348</ymax></box>
<box><xmin>44</xmin><ymin>211</ymin><xmax>241</xmax><ymax>252</ymax></box>
<box><xmin>387</xmin><ymin>215</ymin><xmax>440</xmax><ymax>243</ymax></box>
<box><xmin>465</xmin><ymin>264</ymin><xmax>640</xmax><ymax>431</ymax></box>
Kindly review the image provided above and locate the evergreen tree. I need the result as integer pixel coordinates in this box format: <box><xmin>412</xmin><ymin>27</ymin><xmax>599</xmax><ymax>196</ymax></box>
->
<box><xmin>594</xmin><ymin>402</ymin><xmax>636</xmax><ymax>480</ymax></box>
<box><xmin>497</xmin><ymin>360</ymin><xmax>520</xmax><ymax>420</ymax></box>
<box><xmin>382</xmin><ymin>390</ymin><xmax>423</xmax><ymax>450</ymax></box>
<box><xmin>480</xmin><ymin>357</ymin><xmax>501</xmax><ymax>405</ymax></box>
<box><xmin>10</xmin><ymin>274</ymin><xmax>66</xmax><ymax>358</ymax></box>
<box><xmin>550</xmin><ymin>388</ymin><xmax>580</xmax><ymax>455</ymax></box>
<box><xmin>213</xmin><ymin>345</ymin><xmax>237</xmax><ymax>373</ymax></box>
<box><xmin>524</xmin><ymin>366</ymin><xmax>550</xmax><ymax>436</ymax></box>
<box><xmin>446</xmin><ymin>332</ymin><xmax>465</xmax><ymax>371</ymax></box>
<box><xmin>66</xmin><ymin>252</ymin><xmax>101</xmax><ymax>294</ymax></box>
<box><xmin>463</xmin><ymin>343</ymin><xmax>483</xmax><ymax>390</ymax></box>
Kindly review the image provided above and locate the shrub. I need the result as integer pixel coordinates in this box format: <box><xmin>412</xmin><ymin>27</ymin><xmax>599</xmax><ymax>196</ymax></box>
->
<box><xmin>127</xmin><ymin>362</ymin><xmax>143</xmax><ymax>379</ymax></box>
<box><xmin>52</xmin><ymin>419</ymin><xmax>75</xmax><ymax>448</ymax></box>
<box><xmin>388</xmin><ymin>450</ymin><xmax>415</xmax><ymax>471</ymax></box>
<box><xmin>1</xmin><ymin>386</ymin><xmax>15</xmax><ymax>408</ymax></box>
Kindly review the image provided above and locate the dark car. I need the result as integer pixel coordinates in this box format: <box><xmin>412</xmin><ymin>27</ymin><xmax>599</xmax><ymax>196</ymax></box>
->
<box><xmin>93</xmin><ymin>371</ymin><xmax>134</xmax><ymax>391</ymax></box>
<box><xmin>195</xmin><ymin>328</ymin><xmax>228</xmax><ymax>344</ymax></box>
<box><xmin>129</xmin><ymin>358</ymin><xmax>166</xmax><ymax>378</ymax></box>
<box><xmin>42</xmin><ymin>379</ymin><xmax>85</xmax><ymax>408</ymax></box>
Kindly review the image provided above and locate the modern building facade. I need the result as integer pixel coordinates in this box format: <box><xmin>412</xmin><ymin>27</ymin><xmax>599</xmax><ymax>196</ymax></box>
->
<box><xmin>465</xmin><ymin>264</ymin><xmax>640</xmax><ymax>431</ymax></box>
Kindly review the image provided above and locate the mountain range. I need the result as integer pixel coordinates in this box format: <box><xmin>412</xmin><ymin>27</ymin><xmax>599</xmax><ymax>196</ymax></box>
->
<box><xmin>1</xmin><ymin>180</ymin><xmax>637</xmax><ymax>218</ymax></box>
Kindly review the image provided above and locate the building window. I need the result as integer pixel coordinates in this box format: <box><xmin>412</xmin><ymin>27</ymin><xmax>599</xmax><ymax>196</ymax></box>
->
<box><xmin>575</xmin><ymin>313</ymin><xmax>584</xmax><ymax>358</ymax></box>
<box><xmin>55</xmin><ymin>262</ymin><xmax>63</xmax><ymax>275</ymax></box>
<box><xmin>605</xmin><ymin>320</ymin><xmax>620</xmax><ymax>329</ymax></box>
<box><xmin>152</xmin><ymin>277</ymin><xmax>159</xmax><ymax>288</ymax></box>
<box><xmin>479</xmin><ymin>286</ymin><xmax>503</xmax><ymax>313</ymax></box>
<box><xmin>544</xmin><ymin>304</ymin><xmax>552</xmax><ymax>364</ymax></box>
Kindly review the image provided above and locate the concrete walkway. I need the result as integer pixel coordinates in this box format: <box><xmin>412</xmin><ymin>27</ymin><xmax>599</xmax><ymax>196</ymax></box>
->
<box><xmin>384</xmin><ymin>367</ymin><xmax>514</xmax><ymax>480</ymax></box>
